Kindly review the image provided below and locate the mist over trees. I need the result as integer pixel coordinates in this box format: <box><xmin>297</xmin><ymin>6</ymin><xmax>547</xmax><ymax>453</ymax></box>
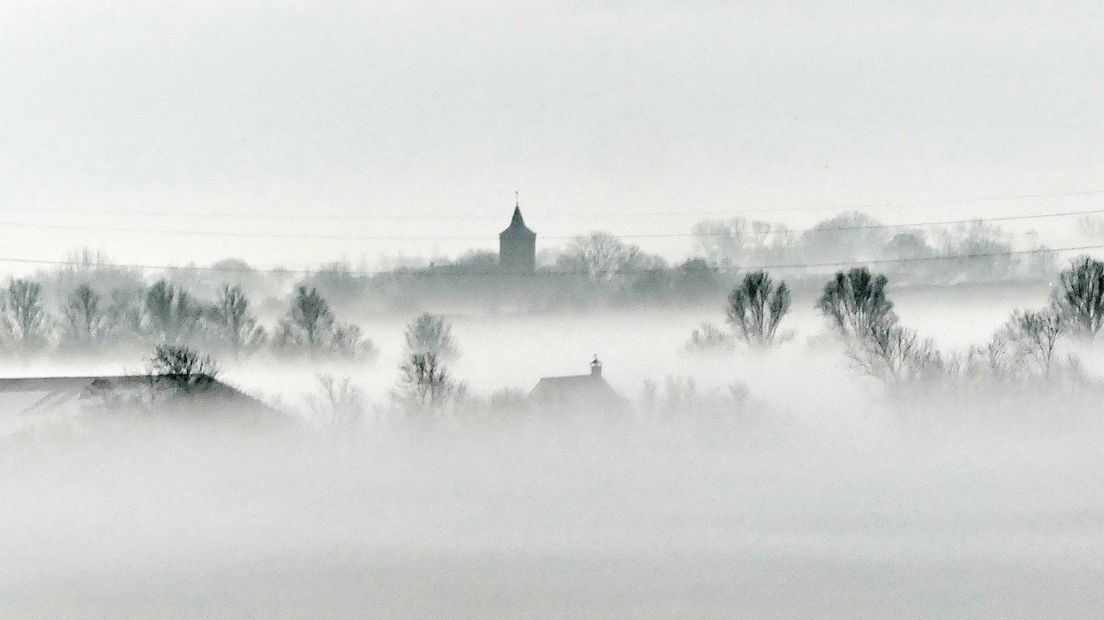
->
<box><xmin>6</xmin><ymin>208</ymin><xmax>1046</xmax><ymax>316</ymax></box>
<box><xmin>6</xmin><ymin>279</ymin><xmax>50</xmax><ymax>353</ymax></box>
<box><xmin>404</xmin><ymin>314</ymin><xmax>458</xmax><ymax>361</ymax></box>
<box><xmin>0</xmin><ymin>257</ymin><xmax>378</xmax><ymax>365</ymax></box>
<box><xmin>694</xmin><ymin>211</ymin><xmax>1054</xmax><ymax>287</ymax></box>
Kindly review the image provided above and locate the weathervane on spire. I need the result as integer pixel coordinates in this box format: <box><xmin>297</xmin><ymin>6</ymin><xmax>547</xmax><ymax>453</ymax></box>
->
<box><xmin>515</xmin><ymin>190</ymin><xmax>519</xmax><ymax>207</ymax></box>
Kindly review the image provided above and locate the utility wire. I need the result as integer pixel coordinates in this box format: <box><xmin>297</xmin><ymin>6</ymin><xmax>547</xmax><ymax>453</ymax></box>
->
<box><xmin>6</xmin><ymin>188</ymin><xmax>1104</xmax><ymax>220</ymax></box>
<box><xmin>0</xmin><ymin>208</ymin><xmax>1100</xmax><ymax>242</ymax></box>
<box><xmin>2</xmin><ymin>243</ymin><xmax>1101</xmax><ymax>278</ymax></box>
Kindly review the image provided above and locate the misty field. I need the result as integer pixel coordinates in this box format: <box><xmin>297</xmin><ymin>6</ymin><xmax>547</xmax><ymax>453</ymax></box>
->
<box><xmin>3</xmin><ymin>404</ymin><xmax>1102</xmax><ymax>617</ymax></box>
<box><xmin>2</xmin><ymin>281</ymin><xmax>1103</xmax><ymax>618</ymax></box>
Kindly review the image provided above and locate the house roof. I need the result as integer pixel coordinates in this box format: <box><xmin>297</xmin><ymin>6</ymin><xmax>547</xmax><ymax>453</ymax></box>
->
<box><xmin>529</xmin><ymin>373</ymin><xmax>628</xmax><ymax>412</ymax></box>
<box><xmin>0</xmin><ymin>375</ymin><xmax>275</xmax><ymax>416</ymax></box>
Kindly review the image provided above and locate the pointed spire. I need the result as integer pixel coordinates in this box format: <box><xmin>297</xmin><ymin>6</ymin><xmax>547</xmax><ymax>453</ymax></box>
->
<box><xmin>501</xmin><ymin>191</ymin><xmax>535</xmax><ymax>237</ymax></box>
<box><xmin>510</xmin><ymin>191</ymin><xmax>526</xmax><ymax>227</ymax></box>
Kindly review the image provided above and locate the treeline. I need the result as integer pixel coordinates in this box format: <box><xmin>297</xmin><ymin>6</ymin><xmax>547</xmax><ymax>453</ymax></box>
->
<box><xmin>15</xmin><ymin>209</ymin><xmax>1062</xmax><ymax>320</ymax></box>
<box><xmin>688</xmin><ymin>255</ymin><xmax>1104</xmax><ymax>391</ymax></box>
<box><xmin>692</xmin><ymin>211</ymin><xmax>1055</xmax><ymax>285</ymax></box>
<box><xmin>0</xmin><ymin>269</ymin><xmax>375</xmax><ymax>361</ymax></box>
<box><xmin>304</xmin><ymin>211</ymin><xmax>1058</xmax><ymax>311</ymax></box>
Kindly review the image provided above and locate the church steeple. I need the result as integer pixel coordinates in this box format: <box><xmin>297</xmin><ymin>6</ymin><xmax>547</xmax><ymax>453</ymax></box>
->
<box><xmin>510</xmin><ymin>191</ymin><xmax>527</xmax><ymax>227</ymax></box>
<box><xmin>499</xmin><ymin>192</ymin><xmax>537</xmax><ymax>274</ymax></box>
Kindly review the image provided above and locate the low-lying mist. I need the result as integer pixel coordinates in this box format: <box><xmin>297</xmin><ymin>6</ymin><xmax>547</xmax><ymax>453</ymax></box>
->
<box><xmin>3</xmin><ymin>340</ymin><xmax>1104</xmax><ymax>618</ymax></box>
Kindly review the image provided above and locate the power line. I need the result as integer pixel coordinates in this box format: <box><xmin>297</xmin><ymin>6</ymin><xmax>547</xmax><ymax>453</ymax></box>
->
<box><xmin>2</xmin><ymin>243</ymin><xmax>1101</xmax><ymax>278</ymax></box>
<box><xmin>0</xmin><ymin>207</ymin><xmax>1100</xmax><ymax>242</ymax></box>
<box><xmin>7</xmin><ymin>188</ymin><xmax>1104</xmax><ymax>221</ymax></box>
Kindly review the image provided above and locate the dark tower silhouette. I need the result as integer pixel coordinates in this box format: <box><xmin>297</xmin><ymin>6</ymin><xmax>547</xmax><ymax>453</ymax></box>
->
<box><xmin>499</xmin><ymin>193</ymin><xmax>536</xmax><ymax>274</ymax></box>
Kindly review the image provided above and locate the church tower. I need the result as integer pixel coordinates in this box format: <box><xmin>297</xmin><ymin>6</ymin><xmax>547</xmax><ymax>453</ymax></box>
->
<box><xmin>499</xmin><ymin>193</ymin><xmax>536</xmax><ymax>274</ymax></box>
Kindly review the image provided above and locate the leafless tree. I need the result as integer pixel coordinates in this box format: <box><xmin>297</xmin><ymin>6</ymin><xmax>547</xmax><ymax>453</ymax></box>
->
<box><xmin>306</xmin><ymin>374</ymin><xmax>368</xmax><ymax>431</ymax></box>
<box><xmin>143</xmin><ymin>280</ymin><xmax>203</xmax><ymax>342</ymax></box>
<box><xmin>286</xmin><ymin>286</ymin><xmax>334</xmax><ymax>352</ymax></box>
<box><xmin>331</xmin><ymin>322</ymin><xmax>378</xmax><ymax>360</ymax></box>
<box><xmin>1003</xmin><ymin>309</ymin><xmax>1064</xmax><ymax>377</ymax></box>
<box><xmin>147</xmin><ymin>343</ymin><xmax>219</xmax><ymax>396</ymax></box>
<box><xmin>62</xmin><ymin>284</ymin><xmax>106</xmax><ymax>347</ymax></box>
<box><xmin>557</xmin><ymin>232</ymin><xmax>646</xmax><ymax>284</ymax></box>
<box><xmin>816</xmin><ymin>267</ymin><xmax>896</xmax><ymax>338</ymax></box>
<box><xmin>683</xmin><ymin>322</ymin><xmax>734</xmax><ymax>356</ymax></box>
<box><xmin>403</xmin><ymin>313</ymin><xmax>458</xmax><ymax>361</ymax></box>
<box><xmin>725</xmin><ymin>270</ymin><xmax>791</xmax><ymax>349</ymax></box>
<box><xmin>395</xmin><ymin>352</ymin><xmax>458</xmax><ymax>413</ymax></box>
<box><xmin>209</xmin><ymin>284</ymin><xmax>266</xmax><ymax>355</ymax></box>
<box><xmin>1053</xmin><ymin>256</ymin><xmax>1104</xmax><ymax>339</ymax></box>
<box><xmin>6</xmin><ymin>279</ymin><xmax>50</xmax><ymax>351</ymax></box>
<box><xmin>962</xmin><ymin>334</ymin><xmax>1010</xmax><ymax>382</ymax></box>
<box><xmin>854</xmin><ymin>323</ymin><xmax>944</xmax><ymax>384</ymax></box>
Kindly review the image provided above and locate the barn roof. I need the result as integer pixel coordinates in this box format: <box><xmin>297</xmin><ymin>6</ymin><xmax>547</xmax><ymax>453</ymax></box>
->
<box><xmin>0</xmin><ymin>375</ymin><xmax>275</xmax><ymax>416</ymax></box>
<box><xmin>529</xmin><ymin>372</ymin><xmax>628</xmax><ymax>412</ymax></box>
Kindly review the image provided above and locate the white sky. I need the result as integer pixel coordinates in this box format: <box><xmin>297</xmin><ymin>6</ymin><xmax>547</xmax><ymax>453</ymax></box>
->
<box><xmin>1</xmin><ymin>1</ymin><xmax>1103</xmax><ymax>270</ymax></box>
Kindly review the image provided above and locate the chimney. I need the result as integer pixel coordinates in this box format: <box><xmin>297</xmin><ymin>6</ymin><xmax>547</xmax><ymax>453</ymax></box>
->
<box><xmin>590</xmin><ymin>355</ymin><xmax>602</xmax><ymax>378</ymax></box>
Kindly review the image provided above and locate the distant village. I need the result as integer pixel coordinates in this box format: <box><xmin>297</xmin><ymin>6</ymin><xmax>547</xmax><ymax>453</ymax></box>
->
<box><xmin>0</xmin><ymin>197</ymin><xmax>1101</xmax><ymax>437</ymax></box>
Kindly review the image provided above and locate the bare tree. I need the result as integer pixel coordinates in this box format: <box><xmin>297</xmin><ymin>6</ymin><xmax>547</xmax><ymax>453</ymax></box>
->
<box><xmin>1053</xmin><ymin>256</ymin><xmax>1104</xmax><ymax>339</ymax></box>
<box><xmin>209</xmin><ymin>284</ymin><xmax>265</xmax><ymax>355</ymax></box>
<box><xmin>403</xmin><ymin>313</ymin><xmax>458</xmax><ymax>360</ymax></box>
<box><xmin>286</xmin><ymin>286</ymin><xmax>334</xmax><ymax>352</ymax></box>
<box><xmin>143</xmin><ymin>280</ymin><xmax>203</xmax><ymax>342</ymax></box>
<box><xmin>147</xmin><ymin>343</ymin><xmax>219</xmax><ymax>396</ymax></box>
<box><xmin>104</xmin><ymin>287</ymin><xmax>144</xmax><ymax>345</ymax></box>
<box><xmin>683</xmin><ymin>322</ymin><xmax>734</xmax><ymax>356</ymax></box>
<box><xmin>331</xmin><ymin>322</ymin><xmax>378</xmax><ymax>360</ymax></box>
<box><xmin>62</xmin><ymin>284</ymin><xmax>106</xmax><ymax>347</ymax></box>
<box><xmin>1003</xmin><ymin>310</ymin><xmax>1063</xmax><ymax>377</ymax></box>
<box><xmin>962</xmin><ymin>334</ymin><xmax>1010</xmax><ymax>382</ymax></box>
<box><xmin>557</xmin><ymin>232</ymin><xmax>645</xmax><ymax>284</ymax></box>
<box><xmin>854</xmin><ymin>323</ymin><xmax>944</xmax><ymax>384</ymax></box>
<box><xmin>7</xmin><ymin>279</ymin><xmax>50</xmax><ymax>351</ymax></box>
<box><xmin>816</xmin><ymin>267</ymin><xmax>896</xmax><ymax>338</ymax></box>
<box><xmin>395</xmin><ymin>352</ymin><xmax>458</xmax><ymax>413</ymax></box>
<box><xmin>306</xmin><ymin>374</ymin><xmax>368</xmax><ymax>431</ymax></box>
<box><xmin>802</xmin><ymin>211</ymin><xmax>891</xmax><ymax>263</ymax></box>
<box><xmin>725</xmin><ymin>270</ymin><xmax>791</xmax><ymax>349</ymax></box>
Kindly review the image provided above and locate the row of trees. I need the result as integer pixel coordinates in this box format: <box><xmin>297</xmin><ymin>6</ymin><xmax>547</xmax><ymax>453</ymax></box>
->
<box><xmin>693</xmin><ymin>212</ymin><xmax>1054</xmax><ymax>285</ymax></box>
<box><xmin>30</xmin><ymin>208</ymin><xmax>1062</xmax><ymax>319</ymax></box>
<box><xmin>0</xmin><ymin>277</ymin><xmax>375</xmax><ymax>360</ymax></box>
<box><xmin>689</xmin><ymin>256</ymin><xmax>1104</xmax><ymax>388</ymax></box>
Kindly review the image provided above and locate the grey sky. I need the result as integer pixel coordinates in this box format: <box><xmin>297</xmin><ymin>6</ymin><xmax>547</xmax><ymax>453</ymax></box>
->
<box><xmin>2</xmin><ymin>1</ymin><xmax>1103</xmax><ymax>268</ymax></box>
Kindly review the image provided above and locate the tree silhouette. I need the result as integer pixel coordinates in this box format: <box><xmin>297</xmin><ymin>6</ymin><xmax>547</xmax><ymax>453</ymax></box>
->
<box><xmin>210</xmin><ymin>284</ymin><xmax>265</xmax><ymax>355</ymax></box>
<box><xmin>62</xmin><ymin>284</ymin><xmax>105</xmax><ymax>347</ymax></box>
<box><xmin>725</xmin><ymin>271</ymin><xmax>791</xmax><ymax>349</ymax></box>
<box><xmin>143</xmin><ymin>280</ymin><xmax>203</xmax><ymax>342</ymax></box>
<box><xmin>816</xmin><ymin>267</ymin><xmax>896</xmax><ymax>338</ymax></box>
<box><xmin>1054</xmin><ymin>256</ymin><xmax>1104</xmax><ymax>339</ymax></box>
<box><xmin>557</xmin><ymin>232</ymin><xmax>646</xmax><ymax>284</ymax></box>
<box><xmin>6</xmin><ymin>279</ymin><xmax>50</xmax><ymax>351</ymax></box>
<box><xmin>1004</xmin><ymin>309</ymin><xmax>1064</xmax><ymax>377</ymax></box>
<box><xmin>396</xmin><ymin>352</ymin><xmax>457</xmax><ymax>412</ymax></box>
<box><xmin>403</xmin><ymin>313</ymin><xmax>458</xmax><ymax>361</ymax></box>
<box><xmin>287</xmin><ymin>286</ymin><xmax>334</xmax><ymax>352</ymax></box>
<box><xmin>147</xmin><ymin>343</ymin><xmax>219</xmax><ymax>396</ymax></box>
